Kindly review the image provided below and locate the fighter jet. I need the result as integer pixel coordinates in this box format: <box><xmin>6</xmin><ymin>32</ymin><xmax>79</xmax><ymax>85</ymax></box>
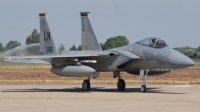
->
<box><xmin>4</xmin><ymin>12</ymin><xmax>194</xmax><ymax>92</ymax></box>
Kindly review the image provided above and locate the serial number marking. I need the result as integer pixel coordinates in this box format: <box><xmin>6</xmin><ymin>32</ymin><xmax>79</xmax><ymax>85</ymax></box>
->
<box><xmin>46</xmin><ymin>47</ymin><xmax>53</xmax><ymax>52</ymax></box>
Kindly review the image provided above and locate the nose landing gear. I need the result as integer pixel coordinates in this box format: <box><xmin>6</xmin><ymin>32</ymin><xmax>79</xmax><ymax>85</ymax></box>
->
<box><xmin>139</xmin><ymin>69</ymin><xmax>149</xmax><ymax>93</ymax></box>
<box><xmin>141</xmin><ymin>85</ymin><xmax>146</xmax><ymax>92</ymax></box>
<box><xmin>113</xmin><ymin>71</ymin><xmax>126</xmax><ymax>91</ymax></box>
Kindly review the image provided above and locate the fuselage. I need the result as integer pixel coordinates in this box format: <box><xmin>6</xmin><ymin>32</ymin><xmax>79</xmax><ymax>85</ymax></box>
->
<box><xmin>114</xmin><ymin>42</ymin><xmax>194</xmax><ymax>69</ymax></box>
<box><xmin>80</xmin><ymin>37</ymin><xmax>194</xmax><ymax>74</ymax></box>
<box><xmin>110</xmin><ymin>37</ymin><xmax>194</xmax><ymax>71</ymax></box>
<box><xmin>54</xmin><ymin>37</ymin><xmax>194</xmax><ymax>76</ymax></box>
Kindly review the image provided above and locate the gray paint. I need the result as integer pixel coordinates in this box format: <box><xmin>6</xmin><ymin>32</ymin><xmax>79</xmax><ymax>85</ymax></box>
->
<box><xmin>51</xmin><ymin>65</ymin><xmax>95</xmax><ymax>77</ymax></box>
<box><xmin>5</xmin><ymin>12</ymin><xmax>194</xmax><ymax>77</ymax></box>
<box><xmin>81</xmin><ymin>12</ymin><xmax>102</xmax><ymax>51</ymax></box>
<box><xmin>39</xmin><ymin>14</ymin><xmax>58</xmax><ymax>55</ymax></box>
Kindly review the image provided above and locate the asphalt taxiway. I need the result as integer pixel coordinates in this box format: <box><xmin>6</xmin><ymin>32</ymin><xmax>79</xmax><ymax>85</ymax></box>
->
<box><xmin>0</xmin><ymin>84</ymin><xmax>200</xmax><ymax>112</ymax></box>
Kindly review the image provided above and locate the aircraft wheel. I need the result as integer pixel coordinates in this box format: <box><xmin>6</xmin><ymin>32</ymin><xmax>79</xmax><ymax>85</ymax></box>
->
<box><xmin>82</xmin><ymin>80</ymin><xmax>90</xmax><ymax>91</ymax></box>
<box><xmin>117</xmin><ymin>79</ymin><xmax>126</xmax><ymax>91</ymax></box>
<box><xmin>141</xmin><ymin>85</ymin><xmax>146</xmax><ymax>92</ymax></box>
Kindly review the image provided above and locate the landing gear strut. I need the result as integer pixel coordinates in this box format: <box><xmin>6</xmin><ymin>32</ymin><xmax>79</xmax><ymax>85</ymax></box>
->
<box><xmin>113</xmin><ymin>71</ymin><xmax>126</xmax><ymax>91</ymax></box>
<box><xmin>139</xmin><ymin>69</ymin><xmax>149</xmax><ymax>92</ymax></box>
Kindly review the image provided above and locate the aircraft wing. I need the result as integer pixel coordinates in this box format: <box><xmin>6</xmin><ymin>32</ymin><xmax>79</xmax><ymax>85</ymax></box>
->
<box><xmin>4</xmin><ymin>51</ymin><xmax>120</xmax><ymax>64</ymax></box>
<box><xmin>102</xmin><ymin>50</ymin><xmax>141</xmax><ymax>70</ymax></box>
<box><xmin>4</xmin><ymin>59</ymin><xmax>50</xmax><ymax>64</ymax></box>
<box><xmin>4</xmin><ymin>50</ymin><xmax>141</xmax><ymax>66</ymax></box>
<box><xmin>4</xmin><ymin>54</ymin><xmax>97</xmax><ymax>59</ymax></box>
<box><xmin>4</xmin><ymin>50</ymin><xmax>121</xmax><ymax>59</ymax></box>
<box><xmin>116</xmin><ymin>50</ymin><xmax>141</xmax><ymax>59</ymax></box>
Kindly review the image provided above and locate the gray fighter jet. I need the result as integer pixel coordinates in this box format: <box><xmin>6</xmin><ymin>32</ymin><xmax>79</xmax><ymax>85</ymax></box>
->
<box><xmin>5</xmin><ymin>12</ymin><xmax>194</xmax><ymax>92</ymax></box>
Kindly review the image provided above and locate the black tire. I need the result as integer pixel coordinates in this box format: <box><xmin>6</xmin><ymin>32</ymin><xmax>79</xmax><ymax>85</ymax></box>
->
<box><xmin>82</xmin><ymin>80</ymin><xmax>90</xmax><ymax>91</ymax></box>
<box><xmin>117</xmin><ymin>79</ymin><xmax>126</xmax><ymax>91</ymax></box>
<box><xmin>141</xmin><ymin>85</ymin><xmax>146</xmax><ymax>92</ymax></box>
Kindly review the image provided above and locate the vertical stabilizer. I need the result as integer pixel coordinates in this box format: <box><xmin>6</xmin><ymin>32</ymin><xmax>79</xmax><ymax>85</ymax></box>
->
<box><xmin>39</xmin><ymin>13</ymin><xmax>58</xmax><ymax>55</ymax></box>
<box><xmin>80</xmin><ymin>12</ymin><xmax>102</xmax><ymax>51</ymax></box>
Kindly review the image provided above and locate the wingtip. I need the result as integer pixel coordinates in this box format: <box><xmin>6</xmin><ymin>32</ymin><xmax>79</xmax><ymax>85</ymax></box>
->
<box><xmin>80</xmin><ymin>12</ymin><xmax>90</xmax><ymax>17</ymax></box>
<box><xmin>4</xmin><ymin>56</ymin><xmax>9</xmax><ymax>59</ymax></box>
<box><xmin>39</xmin><ymin>13</ymin><xmax>46</xmax><ymax>16</ymax></box>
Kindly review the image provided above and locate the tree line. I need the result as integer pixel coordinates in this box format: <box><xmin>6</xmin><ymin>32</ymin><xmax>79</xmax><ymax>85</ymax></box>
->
<box><xmin>174</xmin><ymin>46</ymin><xmax>200</xmax><ymax>58</ymax></box>
<box><xmin>69</xmin><ymin>36</ymin><xmax>129</xmax><ymax>50</ymax></box>
<box><xmin>0</xmin><ymin>29</ymin><xmax>65</xmax><ymax>55</ymax></box>
<box><xmin>0</xmin><ymin>29</ymin><xmax>39</xmax><ymax>52</ymax></box>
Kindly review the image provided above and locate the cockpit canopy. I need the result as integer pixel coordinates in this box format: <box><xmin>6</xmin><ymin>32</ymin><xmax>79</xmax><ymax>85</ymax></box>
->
<box><xmin>135</xmin><ymin>37</ymin><xmax>168</xmax><ymax>48</ymax></box>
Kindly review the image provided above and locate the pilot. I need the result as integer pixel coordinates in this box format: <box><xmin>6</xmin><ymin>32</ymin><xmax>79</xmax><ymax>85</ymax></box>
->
<box><xmin>152</xmin><ymin>38</ymin><xmax>159</xmax><ymax>48</ymax></box>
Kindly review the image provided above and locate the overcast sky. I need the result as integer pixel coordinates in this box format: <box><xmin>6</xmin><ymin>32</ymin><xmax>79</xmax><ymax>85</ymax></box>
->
<box><xmin>0</xmin><ymin>0</ymin><xmax>199</xmax><ymax>49</ymax></box>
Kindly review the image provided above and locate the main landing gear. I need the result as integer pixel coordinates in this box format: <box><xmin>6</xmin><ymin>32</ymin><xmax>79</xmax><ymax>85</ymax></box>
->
<box><xmin>82</xmin><ymin>72</ymin><xmax>100</xmax><ymax>91</ymax></box>
<box><xmin>139</xmin><ymin>69</ymin><xmax>149</xmax><ymax>92</ymax></box>
<box><xmin>117</xmin><ymin>79</ymin><xmax>125</xmax><ymax>91</ymax></box>
<box><xmin>81</xmin><ymin>70</ymin><xmax>149</xmax><ymax>92</ymax></box>
<box><xmin>82</xmin><ymin>76</ymin><xmax>91</xmax><ymax>91</ymax></box>
<box><xmin>82</xmin><ymin>80</ymin><xmax>90</xmax><ymax>91</ymax></box>
<box><xmin>113</xmin><ymin>71</ymin><xmax>126</xmax><ymax>91</ymax></box>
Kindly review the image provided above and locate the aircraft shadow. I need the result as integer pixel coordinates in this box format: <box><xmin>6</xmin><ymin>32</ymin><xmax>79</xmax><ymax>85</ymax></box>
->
<box><xmin>1</xmin><ymin>87</ymin><xmax>186</xmax><ymax>94</ymax></box>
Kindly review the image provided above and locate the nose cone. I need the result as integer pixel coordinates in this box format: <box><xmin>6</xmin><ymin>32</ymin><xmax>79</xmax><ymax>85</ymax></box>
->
<box><xmin>168</xmin><ymin>51</ymin><xmax>194</xmax><ymax>68</ymax></box>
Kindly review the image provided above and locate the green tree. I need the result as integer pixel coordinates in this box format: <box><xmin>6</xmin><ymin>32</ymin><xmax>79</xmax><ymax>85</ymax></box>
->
<box><xmin>100</xmin><ymin>43</ymin><xmax>105</xmax><ymax>50</ymax></box>
<box><xmin>25</xmin><ymin>29</ymin><xmax>40</xmax><ymax>55</ymax></box>
<box><xmin>198</xmin><ymin>53</ymin><xmax>200</xmax><ymax>59</ymax></box>
<box><xmin>70</xmin><ymin>45</ymin><xmax>77</xmax><ymax>50</ymax></box>
<box><xmin>77</xmin><ymin>45</ymin><xmax>82</xmax><ymax>50</ymax></box>
<box><xmin>197</xmin><ymin>46</ymin><xmax>200</xmax><ymax>52</ymax></box>
<box><xmin>58</xmin><ymin>44</ymin><xmax>65</xmax><ymax>52</ymax></box>
<box><xmin>25</xmin><ymin>44</ymin><xmax>40</xmax><ymax>55</ymax></box>
<box><xmin>184</xmin><ymin>49</ymin><xmax>196</xmax><ymax>58</ymax></box>
<box><xmin>6</xmin><ymin>41</ymin><xmax>21</xmax><ymax>50</ymax></box>
<box><xmin>0</xmin><ymin>42</ymin><xmax>5</xmax><ymax>51</ymax></box>
<box><xmin>25</xmin><ymin>29</ymin><xmax>40</xmax><ymax>45</ymax></box>
<box><xmin>69</xmin><ymin>35</ymin><xmax>129</xmax><ymax>51</ymax></box>
<box><xmin>193</xmin><ymin>52</ymin><xmax>198</xmax><ymax>58</ymax></box>
<box><xmin>174</xmin><ymin>46</ymin><xmax>200</xmax><ymax>58</ymax></box>
<box><xmin>102</xmin><ymin>36</ymin><xmax>129</xmax><ymax>50</ymax></box>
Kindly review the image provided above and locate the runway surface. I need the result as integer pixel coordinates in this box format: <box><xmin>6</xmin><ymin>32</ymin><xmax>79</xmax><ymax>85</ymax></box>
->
<box><xmin>0</xmin><ymin>84</ymin><xmax>200</xmax><ymax>112</ymax></box>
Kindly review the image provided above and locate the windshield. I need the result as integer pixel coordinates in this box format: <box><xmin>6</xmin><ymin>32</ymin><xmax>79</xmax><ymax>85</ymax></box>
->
<box><xmin>135</xmin><ymin>37</ymin><xmax>168</xmax><ymax>48</ymax></box>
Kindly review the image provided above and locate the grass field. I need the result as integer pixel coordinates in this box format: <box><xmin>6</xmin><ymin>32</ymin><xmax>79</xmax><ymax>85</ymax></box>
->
<box><xmin>192</xmin><ymin>59</ymin><xmax>200</xmax><ymax>67</ymax></box>
<box><xmin>0</xmin><ymin>59</ymin><xmax>200</xmax><ymax>84</ymax></box>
